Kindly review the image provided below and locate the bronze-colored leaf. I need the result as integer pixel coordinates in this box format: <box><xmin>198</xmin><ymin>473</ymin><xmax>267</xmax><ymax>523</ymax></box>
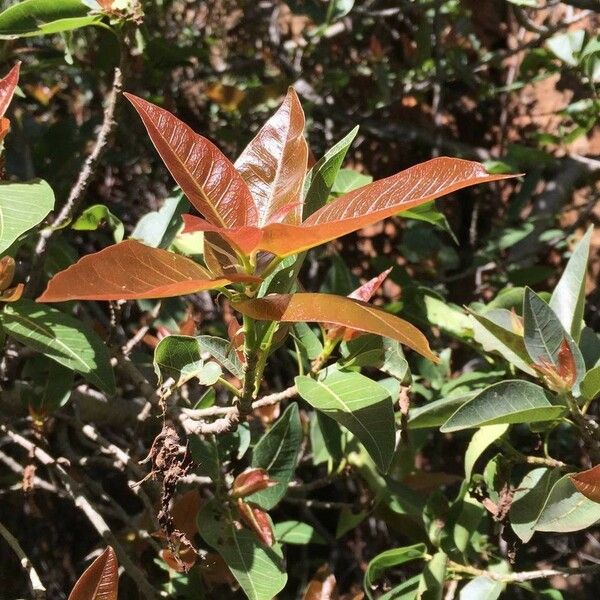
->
<box><xmin>237</xmin><ymin>499</ymin><xmax>275</xmax><ymax>546</ymax></box>
<box><xmin>234</xmin><ymin>87</ymin><xmax>308</xmax><ymax>226</ymax></box>
<box><xmin>0</xmin><ymin>63</ymin><xmax>19</xmax><ymax>118</ymax></box>
<box><xmin>234</xmin><ymin>292</ymin><xmax>438</xmax><ymax>361</ymax></box>
<box><xmin>68</xmin><ymin>546</ymin><xmax>118</xmax><ymax>600</ymax></box>
<box><xmin>38</xmin><ymin>240</ymin><xmax>234</xmax><ymax>302</ymax></box>
<box><xmin>124</xmin><ymin>93</ymin><xmax>257</xmax><ymax>227</ymax></box>
<box><xmin>231</xmin><ymin>468</ymin><xmax>277</xmax><ymax>498</ymax></box>
<box><xmin>303</xmin><ymin>565</ymin><xmax>338</xmax><ymax>600</ymax></box>
<box><xmin>571</xmin><ymin>465</ymin><xmax>600</xmax><ymax>503</ymax></box>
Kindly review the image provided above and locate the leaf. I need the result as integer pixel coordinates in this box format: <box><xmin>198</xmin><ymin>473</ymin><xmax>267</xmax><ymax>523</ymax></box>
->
<box><xmin>248</xmin><ymin>403</ymin><xmax>302</xmax><ymax>510</ymax></box>
<box><xmin>0</xmin><ymin>180</ymin><xmax>55</xmax><ymax>254</ymax></box>
<box><xmin>0</xmin><ymin>63</ymin><xmax>20</xmax><ymax>118</ymax></box>
<box><xmin>23</xmin><ymin>357</ymin><xmax>74</xmax><ymax>418</ymax></box>
<box><xmin>1</xmin><ymin>299</ymin><xmax>115</xmax><ymax>394</ymax></box>
<box><xmin>234</xmin><ymin>293</ymin><xmax>437</xmax><ymax>361</ymax></box>
<box><xmin>235</xmin><ymin>87</ymin><xmax>308</xmax><ymax>226</ymax></box>
<box><xmin>464</xmin><ymin>424</ymin><xmax>508</xmax><ymax>480</ymax></box>
<box><xmin>68</xmin><ymin>546</ymin><xmax>118</xmax><ymax>600</ymax></box>
<box><xmin>379</xmin><ymin>575</ymin><xmax>421</xmax><ymax>600</ymax></box>
<box><xmin>0</xmin><ymin>0</ymin><xmax>99</xmax><ymax>38</ymax></box>
<box><xmin>153</xmin><ymin>335</ymin><xmax>203</xmax><ymax>385</ymax></box>
<box><xmin>72</xmin><ymin>204</ymin><xmax>124</xmax><ymax>243</ymax></box>
<box><xmin>331</xmin><ymin>168</ymin><xmax>372</xmax><ymax>195</ymax></box>
<box><xmin>400</xmin><ymin>201</ymin><xmax>457</xmax><ymax>243</ymax></box>
<box><xmin>547</xmin><ymin>30</ymin><xmax>586</xmax><ymax>66</ymax></box>
<box><xmin>549</xmin><ymin>226</ymin><xmax>592</xmax><ymax>342</ymax></box>
<box><xmin>459</xmin><ymin>576</ymin><xmax>503</xmax><ymax>600</ymax></box>
<box><xmin>196</xmin><ymin>335</ymin><xmax>244</xmax><ymax>379</ymax></box>
<box><xmin>130</xmin><ymin>192</ymin><xmax>188</xmax><ymax>248</ymax></box>
<box><xmin>295</xmin><ymin>370</ymin><xmax>395</xmax><ymax>472</ymax></box>
<box><xmin>341</xmin><ymin>334</ymin><xmax>409</xmax><ymax>381</ymax></box>
<box><xmin>582</xmin><ymin>365</ymin><xmax>600</xmax><ymax>401</ymax></box>
<box><xmin>511</xmin><ymin>467</ymin><xmax>563</xmax><ymax>543</ymax></box>
<box><xmin>440</xmin><ymin>381</ymin><xmax>565</xmax><ymax>433</ymax></box>
<box><xmin>570</xmin><ymin>465</ymin><xmax>600</xmax><ymax>503</ymax></box>
<box><xmin>409</xmin><ymin>395</ymin><xmax>475</xmax><ymax>430</ymax></box>
<box><xmin>416</xmin><ymin>551</ymin><xmax>447</xmax><ymax>600</ymax></box>
<box><xmin>37</xmin><ymin>239</ymin><xmax>237</xmax><ymax>302</ymax></box>
<box><xmin>124</xmin><ymin>93</ymin><xmax>257</xmax><ymax>227</ymax></box>
<box><xmin>303</xmin><ymin>126</ymin><xmax>358</xmax><ymax>218</ymax></box>
<box><xmin>197</xmin><ymin>499</ymin><xmax>287</xmax><ymax>600</ymax></box>
<box><xmin>534</xmin><ymin>474</ymin><xmax>600</xmax><ymax>532</ymax></box>
<box><xmin>273</xmin><ymin>521</ymin><xmax>326</xmax><ymax>545</ymax></box>
<box><xmin>364</xmin><ymin>544</ymin><xmax>427</xmax><ymax>600</ymax></box>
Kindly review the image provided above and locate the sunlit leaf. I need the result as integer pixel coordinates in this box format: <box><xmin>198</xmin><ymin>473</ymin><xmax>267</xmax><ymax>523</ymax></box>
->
<box><xmin>234</xmin><ymin>293</ymin><xmax>437</xmax><ymax>361</ymax></box>
<box><xmin>153</xmin><ymin>334</ymin><xmax>204</xmax><ymax>385</ymax></box>
<box><xmin>37</xmin><ymin>240</ymin><xmax>238</xmax><ymax>302</ymax></box>
<box><xmin>464</xmin><ymin>424</ymin><xmax>508</xmax><ymax>480</ymax></box>
<box><xmin>0</xmin><ymin>63</ymin><xmax>19</xmax><ymax>117</ymax></box>
<box><xmin>72</xmin><ymin>203</ymin><xmax>124</xmax><ymax>243</ymax></box>
<box><xmin>124</xmin><ymin>93</ymin><xmax>257</xmax><ymax>227</ymax></box>
<box><xmin>571</xmin><ymin>465</ymin><xmax>600</xmax><ymax>504</ymax></box>
<box><xmin>273</xmin><ymin>521</ymin><xmax>326</xmax><ymax>545</ymax></box>
<box><xmin>68</xmin><ymin>546</ymin><xmax>118</xmax><ymax>600</ymax></box>
<box><xmin>235</xmin><ymin>87</ymin><xmax>308</xmax><ymax>226</ymax></box>
<box><xmin>130</xmin><ymin>192</ymin><xmax>188</xmax><ymax>248</ymax></box>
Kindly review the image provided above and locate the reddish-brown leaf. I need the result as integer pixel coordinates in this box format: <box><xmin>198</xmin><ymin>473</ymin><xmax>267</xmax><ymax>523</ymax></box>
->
<box><xmin>171</xmin><ymin>489</ymin><xmax>202</xmax><ymax>539</ymax></box>
<box><xmin>37</xmin><ymin>240</ymin><xmax>237</xmax><ymax>302</ymax></box>
<box><xmin>556</xmin><ymin>338</ymin><xmax>577</xmax><ymax>386</ymax></box>
<box><xmin>124</xmin><ymin>93</ymin><xmax>257</xmax><ymax>227</ymax></box>
<box><xmin>571</xmin><ymin>465</ymin><xmax>600</xmax><ymax>503</ymax></box>
<box><xmin>0</xmin><ymin>63</ymin><xmax>19</xmax><ymax>118</ymax></box>
<box><xmin>0</xmin><ymin>256</ymin><xmax>16</xmax><ymax>291</ymax></box>
<box><xmin>0</xmin><ymin>283</ymin><xmax>24</xmax><ymax>302</ymax></box>
<box><xmin>302</xmin><ymin>565</ymin><xmax>338</xmax><ymax>600</ymax></box>
<box><xmin>68</xmin><ymin>546</ymin><xmax>118</xmax><ymax>600</ymax></box>
<box><xmin>234</xmin><ymin>293</ymin><xmax>438</xmax><ymax>361</ymax></box>
<box><xmin>237</xmin><ymin>499</ymin><xmax>275</xmax><ymax>546</ymax></box>
<box><xmin>234</xmin><ymin>87</ymin><xmax>308</xmax><ymax>226</ymax></box>
<box><xmin>231</xmin><ymin>468</ymin><xmax>277</xmax><ymax>498</ymax></box>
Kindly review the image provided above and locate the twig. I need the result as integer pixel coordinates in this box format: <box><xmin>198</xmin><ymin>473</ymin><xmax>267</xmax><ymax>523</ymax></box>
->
<box><xmin>27</xmin><ymin>67</ymin><xmax>123</xmax><ymax>297</ymax></box>
<box><xmin>0</xmin><ymin>521</ymin><xmax>46</xmax><ymax>599</ymax></box>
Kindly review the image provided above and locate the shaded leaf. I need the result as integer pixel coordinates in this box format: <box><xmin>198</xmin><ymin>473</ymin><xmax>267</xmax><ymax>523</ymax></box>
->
<box><xmin>273</xmin><ymin>521</ymin><xmax>326</xmax><ymax>545</ymax></box>
<box><xmin>153</xmin><ymin>335</ymin><xmax>203</xmax><ymax>384</ymax></box>
<box><xmin>68</xmin><ymin>546</ymin><xmax>118</xmax><ymax>600</ymax></box>
<box><xmin>130</xmin><ymin>192</ymin><xmax>188</xmax><ymax>248</ymax></box>
<box><xmin>408</xmin><ymin>395</ymin><xmax>474</xmax><ymax>429</ymax></box>
<box><xmin>464</xmin><ymin>424</ymin><xmax>508</xmax><ymax>480</ymax></box>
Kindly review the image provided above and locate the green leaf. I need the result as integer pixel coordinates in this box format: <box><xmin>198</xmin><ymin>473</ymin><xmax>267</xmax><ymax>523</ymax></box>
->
<box><xmin>582</xmin><ymin>365</ymin><xmax>600</xmax><ymax>402</ymax></box>
<box><xmin>292</xmin><ymin>323</ymin><xmax>323</xmax><ymax>361</ymax></box>
<box><xmin>469</xmin><ymin>309</ymin><xmax>534</xmax><ymax>375</ymax></box>
<box><xmin>464</xmin><ymin>424</ymin><xmax>508</xmax><ymax>480</ymax></box>
<box><xmin>198</xmin><ymin>499</ymin><xmax>287</xmax><ymax>600</ymax></box>
<box><xmin>249</xmin><ymin>403</ymin><xmax>302</xmax><ymax>510</ymax></box>
<box><xmin>310</xmin><ymin>411</ymin><xmax>343</xmax><ymax>465</ymax></box>
<box><xmin>364</xmin><ymin>544</ymin><xmax>426</xmax><ymax>600</ymax></box>
<box><xmin>416</xmin><ymin>551</ymin><xmax>447</xmax><ymax>600</ymax></box>
<box><xmin>379</xmin><ymin>575</ymin><xmax>420</xmax><ymax>600</ymax></box>
<box><xmin>273</xmin><ymin>521</ymin><xmax>326</xmax><ymax>545</ymax></box>
<box><xmin>303</xmin><ymin>126</ymin><xmax>358</xmax><ymax>218</ymax></box>
<box><xmin>0</xmin><ymin>180</ymin><xmax>55</xmax><ymax>254</ymax></box>
<box><xmin>72</xmin><ymin>204</ymin><xmax>124</xmax><ymax>243</ymax></box>
<box><xmin>534</xmin><ymin>474</ymin><xmax>600</xmax><ymax>533</ymax></box>
<box><xmin>197</xmin><ymin>361</ymin><xmax>222</xmax><ymax>386</ymax></box>
<box><xmin>341</xmin><ymin>335</ymin><xmax>409</xmax><ymax>382</ymax></box>
<box><xmin>452</xmin><ymin>493</ymin><xmax>484</xmax><ymax>554</ymax></box>
<box><xmin>441</xmin><ymin>381</ymin><xmax>565</xmax><ymax>432</ymax></box>
<box><xmin>189</xmin><ymin>437</ymin><xmax>220</xmax><ymax>481</ymax></box>
<box><xmin>331</xmin><ymin>168</ymin><xmax>372</xmax><ymax>195</ymax></box>
<box><xmin>549</xmin><ymin>227</ymin><xmax>592</xmax><ymax>342</ymax></box>
<box><xmin>547</xmin><ymin>30</ymin><xmax>586</xmax><ymax>66</ymax></box>
<box><xmin>296</xmin><ymin>370</ymin><xmax>396</xmax><ymax>472</ymax></box>
<box><xmin>130</xmin><ymin>193</ymin><xmax>188</xmax><ymax>249</ymax></box>
<box><xmin>196</xmin><ymin>335</ymin><xmax>244</xmax><ymax>379</ymax></box>
<box><xmin>408</xmin><ymin>395</ymin><xmax>474</xmax><ymax>430</ymax></box>
<box><xmin>22</xmin><ymin>357</ymin><xmax>74</xmax><ymax>416</ymax></box>
<box><xmin>459</xmin><ymin>576</ymin><xmax>503</xmax><ymax>600</ymax></box>
<box><xmin>1</xmin><ymin>300</ymin><xmax>114</xmax><ymax>394</ymax></box>
<box><xmin>400</xmin><ymin>201</ymin><xmax>457</xmax><ymax>243</ymax></box>
<box><xmin>510</xmin><ymin>467</ymin><xmax>563</xmax><ymax>543</ymax></box>
<box><xmin>523</xmin><ymin>287</ymin><xmax>585</xmax><ymax>388</ymax></box>
<box><xmin>153</xmin><ymin>335</ymin><xmax>203</xmax><ymax>385</ymax></box>
<box><xmin>0</xmin><ymin>0</ymin><xmax>100</xmax><ymax>38</ymax></box>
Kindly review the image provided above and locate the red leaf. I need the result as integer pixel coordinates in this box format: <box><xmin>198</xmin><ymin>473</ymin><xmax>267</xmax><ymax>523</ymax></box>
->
<box><xmin>68</xmin><ymin>546</ymin><xmax>118</xmax><ymax>600</ymax></box>
<box><xmin>0</xmin><ymin>256</ymin><xmax>16</xmax><ymax>291</ymax></box>
<box><xmin>0</xmin><ymin>63</ymin><xmax>19</xmax><ymax>118</ymax></box>
<box><xmin>571</xmin><ymin>465</ymin><xmax>600</xmax><ymax>503</ymax></box>
<box><xmin>237</xmin><ymin>500</ymin><xmax>275</xmax><ymax>546</ymax></box>
<box><xmin>124</xmin><ymin>93</ymin><xmax>257</xmax><ymax>227</ymax></box>
<box><xmin>37</xmin><ymin>240</ymin><xmax>239</xmax><ymax>302</ymax></box>
<box><xmin>231</xmin><ymin>468</ymin><xmax>277</xmax><ymax>498</ymax></box>
<box><xmin>234</xmin><ymin>88</ymin><xmax>308</xmax><ymax>226</ymax></box>
<box><xmin>234</xmin><ymin>292</ymin><xmax>438</xmax><ymax>361</ymax></box>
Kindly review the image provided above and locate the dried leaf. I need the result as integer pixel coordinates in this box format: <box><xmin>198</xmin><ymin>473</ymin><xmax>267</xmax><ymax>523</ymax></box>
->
<box><xmin>68</xmin><ymin>546</ymin><xmax>118</xmax><ymax>600</ymax></box>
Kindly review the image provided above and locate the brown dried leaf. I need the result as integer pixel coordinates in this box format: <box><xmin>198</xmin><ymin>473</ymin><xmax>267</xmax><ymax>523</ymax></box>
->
<box><xmin>68</xmin><ymin>547</ymin><xmax>118</xmax><ymax>600</ymax></box>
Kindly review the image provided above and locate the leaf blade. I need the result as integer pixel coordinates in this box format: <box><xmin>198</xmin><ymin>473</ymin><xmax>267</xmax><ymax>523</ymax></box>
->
<box><xmin>68</xmin><ymin>546</ymin><xmax>118</xmax><ymax>600</ymax></box>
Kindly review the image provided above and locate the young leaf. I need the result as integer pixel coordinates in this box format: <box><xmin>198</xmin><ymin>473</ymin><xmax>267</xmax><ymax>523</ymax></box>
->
<box><xmin>196</xmin><ymin>335</ymin><xmax>244</xmax><ymax>379</ymax></box>
<box><xmin>198</xmin><ymin>499</ymin><xmax>287</xmax><ymax>600</ymax></box>
<box><xmin>37</xmin><ymin>240</ymin><xmax>239</xmax><ymax>302</ymax></box>
<box><xmin>0</xmin><ymin>62</ymin><xmax>20</xmax><ymax>117</ymax></box>
<box><xmin>72</xmin><ymin>204</ymin><xmax>124</xmax><ymax>243</ymax></box>
<box><xmin>549</xmin><ymin>226</ymin><xmax>592</xmax><ymax>342</ymax></box>
<box><xmin>570</xmin><ymin>465</ymin><xmax>600</xmax><ymax>503</ymax></box>
<box><xmin>68</xmin><ymin>546</ymin><xmax>118</xmax><ymax>600</ymax></box>
<box><xmin>235</xmin><ymin>87</ymin><xmax>308</xmax><ymax>226</ymax></box>
<box><xmin>124</xmin><ymin>93</ymin><xmax>257</xmax><ymax>227</ymax></box>
<box><xmin>248</xmin><ymin>403</ymin><xmax>302</xmax><ymax>510</ymax></box>
<box><xmin>0</xmin><ymin>180</ymin><xmax>55</xmax><ymax>254</ymax></box>
<box><xmin>295</xmin><ymin>370</ymin><xmax>395</xmax><ymax>472</ymax></box>
<box><xmin>303</xmin><ymin>126</ymin><xmax>358</xmax><ymax>218</ymax></box>
<box><xmin>1</xmin><ymin>299</ymin><xmax>115</xmax><ymax>394</ymax></box>
<box><xmin>440</xmin><ymin>380</ymin><xmax>565</xmax><ymax>432</ymax></box>
<box><xmin>234</xmin><ymin>293</ymin><xmax>438</xmax><ymax>361</ymax></box>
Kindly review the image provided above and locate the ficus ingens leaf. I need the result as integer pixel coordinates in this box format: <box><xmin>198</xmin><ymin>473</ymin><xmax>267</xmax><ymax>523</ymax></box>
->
<box><xmin>68</xmin><ymin>546</ymin><xmax>118</xmax><ymax>600</ymax></box>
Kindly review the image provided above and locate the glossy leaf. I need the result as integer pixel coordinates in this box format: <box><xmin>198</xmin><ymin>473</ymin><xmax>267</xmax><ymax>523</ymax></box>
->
<box><xmin>124</xmin><ymin>93</ymin><xmax>257</xmax><ymax>227</ymax></box>
<box><xmin>273</xmin><ymin>521</ymin><xmax>326</xmax><ymax>545</ymax></box>
<box><xmin>549</xmin><ymin>226</ymin><xmax>592</xmax><ymax>342</ymax></box>
<box><xmin>248</xmin><ymin>403</ymin><xmax>302</xmax><ymax>510</ymax></box>
<box><xmin>295</xmin><ymin>370</ymin><xmax>395</xmax><ymax>472</ymax></box>
<box><xmin>153</xmin><ymin>335</ymin><xmax>204</xmax><ymax>384</ymax></box>
<box><xmin>1</xmin><ymin>299</ymin><xmax>115</xmax><ymax>394</ymax></box>
<box><xmin>0</xmin><ymin>180</ymin><xmax>55</xmax><ymax>254</ymax></box>
<box><xmin>72</xmin><ymin>204</ymin><xmax>124</xmax><ymax>243</ymax></box>
<box><xmin>364</xmin><ymin>543</ymin><xmax>426</xmax><ymax>600</ymax></box>
<box><xmin>38</xmin><ymin>240</ymin><xmax>235</xmax><ymax>302</ymax></box>
<box><xmin>235</xmin><ymin>87</ymin><xmax>308</xmax><ymax>226</ymax></box>
<box><xmin>570</xmin><ymin>465</ymin><xmax>600</xmax><ymax>503</ymax></box>
<box><xmin>0</xmin><ymin>63</ymin><xmax>19</xmax><ymax>117</ymax></box>
<box><xmin>408</xmin><ymin>395</ymin><xmax>474</xmax><ymax>429</ymax></box>
<box><xmin>198</xmin><ymin>499</ymin><xmax>287</xmax><ymax>600</ymax></box>
<box><xmin>303</xmin><ymin>126</ymin><xmax>358</xmax><ymax>218</ymax></box>
<box><xmin>68</xmin><ymin>546</ymin><xmax>118</xmax><ymax>600</ymax></box>
<box><xmin>534</xmin><ymin>474</ymin><xmax>600</xmax><ymax>532</ymax></box>
<box><xmin>232</xmin><ymin>468</ymin><xmax>276</xmax><ymax>498</ymax></box>
<box><xmin>237</xmin><ymin>500</ymin><xmax>275</xmax><ymax>546</ymax></box>
<box><xmin>234</xmin><ymin>293</ymin><xmax>437</xmax><ymax>361</ymax></box>
<box><xmin>440</xmin><ymin>380</ymin><xmax>565</xmax><ymax>432</ymax></box>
